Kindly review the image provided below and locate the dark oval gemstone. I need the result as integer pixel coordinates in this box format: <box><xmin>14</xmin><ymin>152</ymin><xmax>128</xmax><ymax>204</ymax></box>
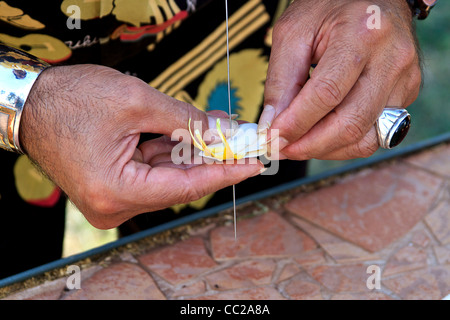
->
<box><xmin>389</xmin><ymin>115</ymin><xmax>411</xmax><ymax>148</ymax></box>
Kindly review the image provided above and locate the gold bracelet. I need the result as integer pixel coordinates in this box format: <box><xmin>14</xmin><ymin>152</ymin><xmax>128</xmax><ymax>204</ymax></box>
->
<box><xmin>0</xmin><ymin>44</ymin><xmax>50</xmax><ymax>153</ymax></box>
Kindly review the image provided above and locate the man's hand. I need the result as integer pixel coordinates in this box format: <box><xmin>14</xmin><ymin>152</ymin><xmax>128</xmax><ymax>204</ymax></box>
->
<box><xmin>20</xmin><ymin>65</ymin><xmax>264</xmax><ymax>229</ymax></box>
<box><xmin>260</xmin><ymin>0</ymin><xmax>421</xmax><ymax>160</ymax></box>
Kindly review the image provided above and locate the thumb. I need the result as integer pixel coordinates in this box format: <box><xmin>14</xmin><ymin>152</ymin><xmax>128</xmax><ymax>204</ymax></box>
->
<box><xmin>259</xmin><ymin>10</ymin><xmax>313</xmax><ymax>131</ymax></box>
<box><xmin>138</xmin><ymin>87</ymin><xmax>238</xmax><ymax>140</ymax></box>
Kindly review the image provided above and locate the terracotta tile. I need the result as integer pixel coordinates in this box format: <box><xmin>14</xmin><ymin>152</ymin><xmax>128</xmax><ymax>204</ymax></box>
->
<box><xmin>305</xmin><ymin>264</ymin><xmax>373</xmax><ymax>293</ymax></box>
<box><xmin>193</xmin><ymin>286</ymin><xmax>285</xmax><ymax>300</ymax></box>
<box><xmin>3</xmin><ymin>278</ymin><xmax>66</xmax><ymax>300</ymax></box>
<box><xmin>411</xmin><ymin>229</ymin><xmax>432</xmax><ymax>248</ymax></box>
<box><xmin>282</xmin><ymin>273</ymin><xmax>323</xmax><ymax>300</ymax></box>
<box><xmin>172</xmin><ymin>280</ymin><xmax>206</xmax><ymax>298</ymax></box>
<box><xmin>293</xmin><ymin>249</ymin><xmax>327</xmax><ymax>267</ymax></box>
<box><xmin>404</xmin><ymin>143</ymin><xmax>450</xmax><ymax>177</ymax></box>
<box><xmin>277</xmin><ymin>263</ymin><xmax>302</xmax><ymax>283</ymax></box>
<box><xmin>331</xmin><ymin>292</ymin><xmax>393</xmax><ymax>300</ymax></box>
<box><xmin>425</xmin><ymin>198</ymin><xmax>450</xmax><ymax>245</ymax></box>
<box><xmin>138</xmin><ymin>237</ymin><xmax>217</xmax><ymax>285</ymax></box>
<box><xmin>285</xmin><ymin>163</ymin><xmax>443</xmax><ymax>252</ymax></box>
<box><xmin>4</xmin><ymin>265</ymin><xmax>104</xmax><ymax>300</ymax></box>
<box><xmin>433</xmin><ymin>246</ymin><xmax>450</xmax><ymax>265</ymax></box>
<box><xmin>63</xmin><ymin>262</ymin><xmax>165</xmax><ymax>300</ymax></box>
<box><xmin>383</xmin><ymin>266</ymin><xmax>450</xmax><ymax>300</ymax></box>
<box><xmin>291</xmin><ymin>217</ymin><xmax>379</xmax><ymax>263</ymax></box>
<box><xmin>383</xmin><ymin>245</ymin><xmax>428</xmax><ymax>277</ymax></box>
<box><xmin>210</xmin><ymin>211</ymin><xmax>316</xmax><ymax>261</ymax></box>
<box><xmin>205</xmin><ymin>260</ymin><xmax>275</xmax><ymax>291</ymax></box>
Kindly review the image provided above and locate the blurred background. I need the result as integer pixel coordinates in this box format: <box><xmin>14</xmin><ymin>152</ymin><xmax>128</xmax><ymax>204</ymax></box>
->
<box><xmin>62</xmin><ymin>1</ymin><xmax>450</xmax><ymax>258</ymax></box>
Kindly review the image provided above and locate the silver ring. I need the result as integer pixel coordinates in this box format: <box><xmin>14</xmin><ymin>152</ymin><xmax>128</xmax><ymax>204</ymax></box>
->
<box><xmin>376</xmin><ymin>108</ymin><xmax>411</xmax><ymax>149</ymax></box>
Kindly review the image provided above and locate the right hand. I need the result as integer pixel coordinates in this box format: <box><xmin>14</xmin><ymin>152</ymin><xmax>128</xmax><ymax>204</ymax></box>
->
<box><xmin>20</xmin><ymin>65</ymin><xmax>264</xmax><ymax>229</ymax></box>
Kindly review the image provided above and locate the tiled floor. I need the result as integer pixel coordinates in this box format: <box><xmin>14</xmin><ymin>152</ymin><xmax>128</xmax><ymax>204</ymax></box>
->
<box><xmin>2</xmin><ymin>143</ymin><xmax>450</xmax><ymax>300</ymax></box>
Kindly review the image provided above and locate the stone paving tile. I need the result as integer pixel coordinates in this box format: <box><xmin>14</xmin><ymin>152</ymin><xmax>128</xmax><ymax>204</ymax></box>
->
<box><xmin>3</xmin><ymin>145</ymin><xmax>450</xmax><ymax>301</ymax></box>
<box><xmin>330</xmin><ymin>292</ymin><xmax>393</xmax><ymax>300</ymax></box>
<box><xmin>210</xmin><ymin>211</ymin><xmax>316</xmax><ymax>261</ymax></box>
<box><xmin>433</xmin><ymin>245</ymin><xmax>450</xmax><ymax>265</ymax></box>
<box><xmin>280</xmin><ymin>272</ymin><xmax>323</xmax><ymax>300</ymax></box>
<box><xmin>383</xmin><ymin>266</ymin><xmax>450</xmax><ymax>300</ymax></box>
<box><xmin>205</xmin><ymin>260</ymin><xmax>276</xmax><ymax>291</ymax></box>
<box><xmin>3</xmin><ymin>265</ymin><xmax>103</xmax><ymax>300</ymax></box>
<box><xmin>293</xmin><ymin>249</ymin><xmax>327</xmax><ymax>267</ymax></box>
<box><xmin>305</xmin><ymin>263</ymin><xmax>372</xmax><ymax>293</ymax></box>
<box><xmin>192</xmin><ymin>286</ymin><xmax>285</xmax><ymax>300</ymax></box>
<box><xmin>276</xmin><ymin>263</ymin><xmax>302</xmax><ymax>283</ymax></box>
<box><xmin>138</xmin><ymin>237</ymin><xmax>217</xmax><ymax>285</ymax></box>
<box><xmin>382</xmin><ymin>245</ymin><xmax>428</xmax><ymax>277</ymax></box>
<box><xmin>63</xmin><ymin>262</ymin><xmax>165</xmax><ymax>300</ymax></box>
<box><xmin>291</xmin><ymin>217</ymin><xmax>380</xmax><ymax>263</ymax></box>
<box><xmin>285</xmin><ymin>163</ymin><xmax>443</xmax><ymax>252</ymax></box>
<box><xmin>171</xmin><ymin>280</ymin><xmax>206</xmax><ymax>298</ymax></box>
<box><xmin>411</xmin><ymin>229</ymin><xmax>432</xmax><ymax>248</ymax></box>
<box><xmin>404</xmin><ymin>143</ymin><xmax>450</xmax><ymax>177</ymax></box>
<box><xmin>424</xmin><ymin>196</ymin><xmax>450</xmax><ymax>245</ymax></box>
<box><xmin>3</xmin><ymin>278</ymin><xmax>67</xmax><ymax>300</ymax></box>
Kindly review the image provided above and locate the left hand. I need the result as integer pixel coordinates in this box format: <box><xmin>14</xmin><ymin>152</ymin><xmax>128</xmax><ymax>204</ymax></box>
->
<box><xmin>260</xmin><ymin>0</ymin><xmax>422</xmax><ymax>160</ymax></box>
<box><xmin>20</xmin><ymin>65</ymin><xmax>263</xmax><ymax>229</ymax></box>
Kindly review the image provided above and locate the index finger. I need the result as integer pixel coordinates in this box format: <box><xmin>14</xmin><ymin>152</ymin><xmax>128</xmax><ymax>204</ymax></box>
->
<box><xmin>269</xmin><ymin>40</ymin><xmax>368</xmax><ymax>148</ymax></box>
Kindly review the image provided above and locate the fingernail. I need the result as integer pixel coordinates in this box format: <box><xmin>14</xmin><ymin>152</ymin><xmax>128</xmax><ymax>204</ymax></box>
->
<box><xmin>278</xmin><ymin>137</ymin><xmax>289</xmax><ymax>150</ymax></box>
<box><xmin>257</xmin><ymin>105</ymin><xmax>276</xmax><ymax>133</ymax></box>
<box><xmin>230</xmin><ymin>113</ymin><xmax>239</xmax><ymax>120</ymax></box>
<box><xmin>252</xmin><ymin>167</ymin><xmax>267</xmax><ymax>177</ymax></box>
<box><xmin>207</xmin><ymin>115</ymin><xmax>239</xmax><ymax>139</ymax></box>
<box><xmin>266</xmin><ymin>152</ymin><xmax>287</xmax><ymax>161</ymax></box>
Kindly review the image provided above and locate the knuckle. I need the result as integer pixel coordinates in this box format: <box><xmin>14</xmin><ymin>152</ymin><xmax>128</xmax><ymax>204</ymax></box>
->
<box><xmin>179</xmin><ymin>177</ymin><xmax>205</xmax><ymax>204</ymax></box>
<box><xmin>405</xmin><ymin>69</ymin><xmax>422</xmax><ymax>106</ymax></box>
<box><xmin>357</xmin><ymin>7</ymin><xmax>398</xmax><ymax>46</ymax></box>
<box><xmin>91</xmin><ymin>198</ymin><xmax>116</xmax><ymax>216</ymax></box>
<box><xmin>360</xmin><ymin>19</ymin><xmax>391</xmax><ymax>44</ymax></box>
<box><xmin>395</xmin><ymin>41</ymin><xmax>418</xmax><ymax>69</ymax></box>
<box><xmin>265</xmin><ymin>67</ymin><xmax>287</xmax><ymax>91</ymax></box>
<box><xmin>296</xmin><ymin>142</ymin><xmax>315</xmax><ymax>160</ymax></box>
<box><xmin>283</xmin><ymin>116</ymin><xmax>309</xmax><ymax>141</ymax></box>
<box><xmin>338</xmin><ymin>115</ymin><xmax>366</xmax><ymax>145</ymax></box>
<box><xmin>272</xmin><ymin>15</ymin><xmax>295</xmax><ymax>39</ymax></box>
<box><xmin>182</xmin><ymin>188</ymin><xmax>202</xmax><ymax>204</ymax></box>
<box><xmin>122</xmin><ymin>77</ymin><xmax>150</xmax><ymax>106</ymax></box>
<box><xmin>279</xmin><ymin>141</ymin><xmax>310</xmax><ymax>160</ymax></box>
<box><xmin>272</xmin><ymin>11</ymin><xmax>313</xmax><ymax>48</ymax></box>
<box><xmin>84</xmin><ymin>184</ymin><xmax>117</xmax><ymax>216</ymax></box>
<box><xmin>353</xmin><ymin>137</ymin><xmax>378</xmax><ymax>158</ymax></box>
<box><xmin>410</xmin><ymin>65</ymin><xmax>423</xmax><ymax>90</ymax></box>
<box><xmin>379</xmin><ymin>16</ymin><xmax>395</xmax><ymax>34</ymax></box>
<box><xmin>312</xmin><ymin>77</ymin><xmax>343</xmax><ymax>111</ymax></box>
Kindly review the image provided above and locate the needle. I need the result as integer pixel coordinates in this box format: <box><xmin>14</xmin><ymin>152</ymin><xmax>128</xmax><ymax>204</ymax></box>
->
<box><xmin>224</xmin><ymin>0</ymin><xmax>237</xmax><ymax>241</ymax></box>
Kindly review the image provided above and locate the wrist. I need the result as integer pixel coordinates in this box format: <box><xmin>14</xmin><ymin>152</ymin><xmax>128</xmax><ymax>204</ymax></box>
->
<box><xmin>0</xmin><ymin>44</ymin><xmax>50</xmax><ymax>153</ymax></box>
<box><xmin>19</xmin><ymin>65</ymin><xmax>58</xmax><ymax>158</ymax></box>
